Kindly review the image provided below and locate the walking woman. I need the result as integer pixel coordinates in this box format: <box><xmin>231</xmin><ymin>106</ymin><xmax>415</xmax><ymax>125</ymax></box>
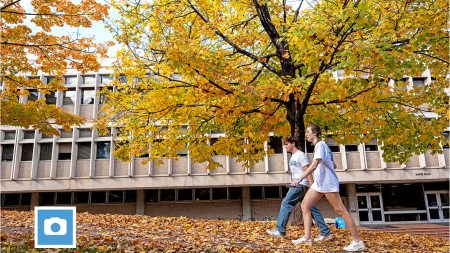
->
<box><xmin>293</xmin><ymin>124</ymin><xmax>366</xmax><ymax>252</ymax></box>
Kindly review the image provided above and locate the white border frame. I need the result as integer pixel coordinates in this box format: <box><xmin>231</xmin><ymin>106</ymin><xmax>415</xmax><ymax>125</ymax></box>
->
<box><xmin>34</xmin><ymin>206</ymin><xmax>76</xmax><ymax>248</ymax></box>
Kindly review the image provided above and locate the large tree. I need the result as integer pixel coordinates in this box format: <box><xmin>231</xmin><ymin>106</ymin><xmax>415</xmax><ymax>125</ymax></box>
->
<box><xmin>98</xmin><ymin>0</ymin><xmax>448</xmax><ymax>169</ymax></box>
<box><xmin>1</xmin><ymin>0</ymin><xmax>109</xmax><ymax>135</ymax></box>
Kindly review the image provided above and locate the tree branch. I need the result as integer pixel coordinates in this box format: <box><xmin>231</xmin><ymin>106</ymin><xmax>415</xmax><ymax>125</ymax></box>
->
<box><xmin>0</xmin><ymin>0</ymin><xmax>20</xmax><ymax>11</ymax></box>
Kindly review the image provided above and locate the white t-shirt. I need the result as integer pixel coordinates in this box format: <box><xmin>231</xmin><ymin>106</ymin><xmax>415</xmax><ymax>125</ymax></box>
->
<box><xmin>289</xmin><ymin>150</ymin><xmax>310</xmax><ymax>187</ymax></box>
<box><xmin>310</xmin><ymin>140</ymin><xmax>340</xmax><ymax>192</ymax></box>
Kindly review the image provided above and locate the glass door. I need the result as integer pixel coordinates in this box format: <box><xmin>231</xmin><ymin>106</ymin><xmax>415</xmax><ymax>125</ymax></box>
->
<box><xmin>425</xmin><ymin>191</ymin><xmax>450</xmax><ymax>221</ymax></box>
<box><xmin>357</xmin><ymin>193</ymin><xmax>384</xmax><ymax>224</ymax></box>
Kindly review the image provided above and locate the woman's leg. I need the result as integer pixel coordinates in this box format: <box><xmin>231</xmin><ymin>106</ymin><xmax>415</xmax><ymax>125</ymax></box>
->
<box><xmin>324</xmin><ymin>192</ymin><xmax>361</xmax><ymax>241</ymax></box>
<box><xmin>300</xmin><ymin>188</ymin><xmax>324</xmax><ymax>239</ymax></box>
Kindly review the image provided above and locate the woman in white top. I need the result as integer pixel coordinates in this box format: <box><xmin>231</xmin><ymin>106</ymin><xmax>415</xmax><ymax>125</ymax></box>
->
<box><xmin>295</xmin><ymin>124</ymin><xmax>365</xmax><ymax>252</ymax></box>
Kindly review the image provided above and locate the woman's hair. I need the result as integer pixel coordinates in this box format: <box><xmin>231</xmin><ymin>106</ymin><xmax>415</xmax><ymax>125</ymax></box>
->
<box><xmin>307</xmin><ymin>124</ymin><xmax>322</xmax><ymax>138</ymax></box>
<box><xmin>284</xmin><ymin>137</ymin><xmax>299</xmax><ymax>148</ymax></box>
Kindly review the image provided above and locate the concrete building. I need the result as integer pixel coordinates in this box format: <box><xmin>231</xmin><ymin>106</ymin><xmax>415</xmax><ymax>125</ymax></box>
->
<box><xmin>1</xmin><ymin>65</ymin><xmax>449</xmax><ymax>225</ymax></box>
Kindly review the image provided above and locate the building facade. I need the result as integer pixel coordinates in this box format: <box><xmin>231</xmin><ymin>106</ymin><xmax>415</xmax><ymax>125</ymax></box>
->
<box><xmin>1</xmin><ymin>66</ymin><xmax>449</xmax><ymax>225</ymax></box>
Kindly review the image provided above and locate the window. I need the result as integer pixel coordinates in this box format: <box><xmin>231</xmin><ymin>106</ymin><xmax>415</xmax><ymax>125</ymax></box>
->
<box><xmin>60</xmin><ymin>130</ymin><xmax>72</xmax><ymax>138</ymax></box>
<box><xmin>56</xmin><ymin>192</ymin><xmax>72</xmax><ymax>205</ymax></box>
<box><xmin>45</xmin><ymin>92</ymin><xmax>57</xmax><ymax>104</ymax></box>
<box><xmin>21</xmin><ymin>144</ymin><xmax>33</xmax><ymax>161</ymax></box>
<box><xmin>91</xmin><ymin>191</ymin><xmax>107</xmax><ymax>203</ymax></box>
<box><xmin>250</xmin><ymin>187</ymin><xmax>263</xmax><ymax>199</ymax></box>
<box><xmin>212</xmin><ymin>188</ymin><xmax>228</xmax><ymax>200</ymax></box>
<box><xmin>4</xmin><ymin>131</ymin><xmax>15</xmax><ymax>140</ymax></box>
<box><xmin>21</xmin><ymin>193</ymin><xmax>31</xmax><ymax>205</ymax></box>
<box><xmin>125</xmin><ymin>190</ymin><xmax>137</xmax><ymax>203</ymax></box>
<box><xmin>229</xmin><ymin>187</ymin><xmax>242</xmax><ymax>200</ymax></box>
<box><xmin>264</xmin><ymin>186</ymin><xmax>280</xmax><ymax>199</ymax></box>
<box><xmin>443</xmin><ymin>132</ymin><xmax>449</xmax><ymax>149</ymax></box>
<box><xmin>178</xmin><ymin>189</ymin><xmax>193</xmax><ymax>201</ymax></box>
<box><xmin>23</xmin><ymin>130</ymin><xmax>35</xmax><ymax>139</ymax></box>
<box><xmin>412</xmin><ymin>77</ymin><xmax>426</xmax><ymax>88</ymax></box>
<box><xmin>3</xmin><ymin>193</ymin><xmax>20</xmax><ymax>206</ymax></box>
<box><xmin>108</xmin><ymin>191</ymin><xmax>124</xmax><ymax>203</ymax></box>
<box><xmin>64</xmin><ymin>76</ymin><xmax>77</xmax><ymax>85</ymax></box>
<box><xmin>268</xmin><ymin>136</ymin><xmax>283</xmax><ymax>154</ymax></box>
<box><xmin>79</xmin><ymin>129</ymin><xmax>92</xmax><ymax>138</ymax></box>
<box><xmin>195</xmin><ymin>188</ymin><xmax>210</xmax><ymax>201</ymax></box>
<box><xmin>381</xmin><ymin>183</ymin><xmax>425</xmax><ymax>210</ymax></box>
<box><xmin>58</xmin><ymin>143</ymin><xmax>72</xmax><ymax>160</ymax></box>
<box><xmin>98</xmin><ymin>128</ymin><xmax>112</xmax><ymax>137</ymax></box>
<box><xmin>365</xmin><ymin>139</ymin><xmax>378</xmax><ymax>152</ymax></box>
<box><xmin>77</xmin><ymin>142</ymin><xmax>91</xmax><ymax>159</ymax></box>
<box><xmin>2</xmin><ymin>144</ymin><xmax>14</xmax><ymax>161</ymax></box>
<box><xmin>306</xmin><ymin>141</ymin><xmax>314</xmax><ymax>153</ymax></box>
<box><xmin>99</xmin><ymin>87</ymin><xmax>113</xmax><ymax>104</ymax></box>
<box><xmin>39</xmin><ymin>143</ymin><xmax>52</xmax><ymax>160</ymax></box>
<box><xmin>41</xmin><ymin>133</ymin><xmax>53</xmax><ymax>139</ymax></box>
<box><xmin>40</xmin><ymin>192</ymin><xmax>55</xmax><ymax>205</ymax></box>
<box><xmin>81</xmin><ymin>88</ymin><xmax>95</xmax><ymax>104</ymax></box>
<box><xmin>345</xmin><ymin>145</ymin><xmax>358</xmax><ymax>152</ymax></box>
<box><xmin>62</xmin><ymin>88</ymin><xmax>76</xmax><ymax>105</ymax></box>
<box><xmin>120</xmin><ymin>75</ymin><xmax>127</xmax><ymax>83</ymax></box>
<box><xmin>356</xmin><ymin>184</ymin><xmax>381</xmax><ymax>193</ymax></box>
<box><xmin>73</xmin><ymin>192</ymin><xmax>89</xmax><ymax>204</ymax></box>
<box><xmin>145</xmin><ymin>190</ymin><xmax>159</xmax><ymax>202</ymax></box>
<box><xmin>160</xmin><ymin>189</ymin><xmax>175</xmax><ymax>202</ymax></box>
<box><xmin>100</xmin><ymin>74</ymin><xmax>113</xmax><ymax>84</ymax></box>
<box><xmin>96</xmin><ymin>142</ymin><xmax>110</xmax><ymax>159</ymax></box>
<box><xmin>365</xmin><ymin>145</ymin><xmax>378</xmax><ymax>151</ymax></box>
<box><xmin>325</xmin><ymin>136</ymin><xmax>340</xmax><ymax>152</ymax></box>
<box><xmin>82</xmin><ymin>75</ymin><xmax>96</xmax><ymax>84</ymax></box>
<box><xmin>27</xmin><ymin>89</ymin><xmax>39</xmax><ymax>102</ymax></box>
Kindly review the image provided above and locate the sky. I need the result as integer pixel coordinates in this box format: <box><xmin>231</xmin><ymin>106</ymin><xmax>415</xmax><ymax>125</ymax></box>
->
<box><xmin>21</xmin><ymin>0</ymin><xmax>120</xmax><ymax>57</ymax></box>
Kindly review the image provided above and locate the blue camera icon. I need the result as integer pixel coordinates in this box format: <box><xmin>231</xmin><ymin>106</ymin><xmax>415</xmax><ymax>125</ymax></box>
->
<box><xmin>35</xmin><ymin>206</ymin><xmax>76</xmax><ymax>248</ymax></box>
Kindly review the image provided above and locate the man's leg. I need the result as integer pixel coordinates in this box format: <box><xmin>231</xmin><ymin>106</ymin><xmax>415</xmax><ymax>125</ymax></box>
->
<box><xmin>275</xmin><ymin>187</ymin><xmax>303</xmax><ymax>235</ymax></box>
<box><xmin>311</xmin><ymin>205</ymin><xmax>331</xmax><ymax>236</ymax></box>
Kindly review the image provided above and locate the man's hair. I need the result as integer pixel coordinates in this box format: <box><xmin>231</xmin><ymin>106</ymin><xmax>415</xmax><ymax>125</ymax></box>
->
<box><xmin>307</xmin><ymin>124</ymin><xmax>322</xmax><ymax>138</ymax></box>
<box><xmin>284</xmin><ymin>137</ymin><xmax>299</xmax><ymax>148</ymax></box>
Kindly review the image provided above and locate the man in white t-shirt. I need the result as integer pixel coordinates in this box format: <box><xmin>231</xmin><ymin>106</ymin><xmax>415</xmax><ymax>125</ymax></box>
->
<box><xmin>266</xmin><ymin>137</ymin><xmax>332</xmax><ymax>241</ymax></box>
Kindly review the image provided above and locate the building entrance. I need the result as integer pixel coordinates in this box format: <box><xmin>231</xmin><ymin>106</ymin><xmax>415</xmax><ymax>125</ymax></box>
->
<box><xmin>425</xmin><ymin>190</ymin><xmax>449</xmax><ymax>222</ymax></box>
<box><xmin>356</xmin><ymin>193</ymin><xmax>384</xmax><ymax>224</ymax></box>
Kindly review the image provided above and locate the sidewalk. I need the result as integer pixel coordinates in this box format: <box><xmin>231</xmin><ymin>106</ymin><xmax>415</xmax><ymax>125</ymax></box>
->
<box><xmin>360</xmin><ymin>223</ymin><xmax>450</xmax><ymax>238</ymax></box>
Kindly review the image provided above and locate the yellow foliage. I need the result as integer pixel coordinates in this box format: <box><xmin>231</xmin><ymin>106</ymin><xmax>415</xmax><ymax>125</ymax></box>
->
<box><xmin>97</xmin><ymin>0</ymin><xmax>448</xmax><ymax>167</ymax></box>
<box><xmin>0</xmin><ymin>0</ymin><xmax>109</xmax><ymax>134</ymax></box>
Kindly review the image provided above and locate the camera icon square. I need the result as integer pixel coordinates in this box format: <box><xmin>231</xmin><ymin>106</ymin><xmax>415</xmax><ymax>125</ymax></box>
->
<box><xmin>35</xmin><ymin>206</ymin><xmax>76</xmax><ymax>248</ymax></box>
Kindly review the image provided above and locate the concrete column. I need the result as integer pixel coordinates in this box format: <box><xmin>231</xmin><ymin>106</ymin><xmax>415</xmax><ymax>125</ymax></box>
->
<box><xmin>136</xmin><ymin>189</ymin><xmax>145</xmax><ymax>215</ymax></box>
<box><xmin>346</xmin><ymin>183</ymin><xmax>360</xmax><ymax>226</ymax></box>
<box><xmin>30</xmin><ymin>192</ymin><xmax>40</xmax><ymax>210</ymax></box>
<box><xmin>241</xmin><ymin>186</ymin><xmax>252</xmax><ymax>220</ymax></box>
<box><xmin>339</xmin><ymin>144</ymin><xmax>347</xmax><ymax>170</ymax></box>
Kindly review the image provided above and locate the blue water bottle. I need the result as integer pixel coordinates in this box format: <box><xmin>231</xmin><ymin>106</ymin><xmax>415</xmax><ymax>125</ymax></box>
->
<box><xmin>335</xmin><ymin>217</ymin><xmax>346</xmax><ymax>229</ymax></box>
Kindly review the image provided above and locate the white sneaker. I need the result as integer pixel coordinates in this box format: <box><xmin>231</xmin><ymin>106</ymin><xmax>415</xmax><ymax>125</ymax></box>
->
<box><xmin>266</xmin><ymin>229</ymin><xmax>284</xmax><ymax>238</ymax></box>
<box><xmin>315</xmin><ymin>233</ymin><xmax>333</xmax><ymax>242</ymax></box>
<box><xmin>343</xmin><ymin>240</ymin><xmax>365</xmax><ymax>252</ymax></box>
<box><xmin>292</xmin><ymin>236</ymin><xmax>313</xmax><ymax>245</ymax></box>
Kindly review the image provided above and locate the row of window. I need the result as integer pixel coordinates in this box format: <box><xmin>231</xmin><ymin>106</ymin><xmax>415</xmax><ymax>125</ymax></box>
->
<box><xmin>2</xmin><ymin>129</ymin><xmax>111</xmax><ymax>141</ymax></box>
<box><xmin>2</xmin><ymin>131</ymin><xmax>447</xmax><ymax>161</ymax></box>
<box><xmin>32</xmin><ymin>74</ymin><xmax>115</xmax><ymax>86</ymax></box>
<box><xmin>1</xmin><ymin>142</ymin><xmax>111</xmax><ymax>161</ymax></box>
<box><xmin>25</xmin><ymin>87</ymin><xmax>111</xmax><ymax>105</ymax></box>
<box><xmin>1</xmin><ymin>186</ymin><xmax>350</xmax><ymax>207</ymax></box>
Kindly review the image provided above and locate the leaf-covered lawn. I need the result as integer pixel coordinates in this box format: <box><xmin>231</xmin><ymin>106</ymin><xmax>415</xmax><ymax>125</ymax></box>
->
<box><xmin>1</xmin><ymin>210</ymin><xmax>448</xmax><ymax>252</ymax></box>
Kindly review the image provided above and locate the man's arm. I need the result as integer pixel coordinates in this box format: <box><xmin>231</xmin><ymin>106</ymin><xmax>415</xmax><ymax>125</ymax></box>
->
<box><xmin>299</xmin><ymin>159</ymin><xmax>321</xmax><ymax>182</ymax></box>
